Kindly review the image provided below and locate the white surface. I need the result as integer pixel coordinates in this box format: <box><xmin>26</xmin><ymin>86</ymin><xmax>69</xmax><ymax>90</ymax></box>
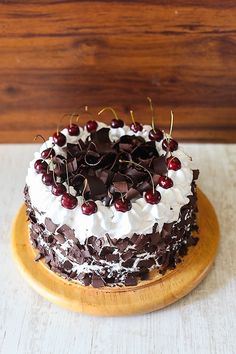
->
<box><xmin>0</xmin><ymin>143</ymin><xmax>236</xmax><ymax>354</ymax></box>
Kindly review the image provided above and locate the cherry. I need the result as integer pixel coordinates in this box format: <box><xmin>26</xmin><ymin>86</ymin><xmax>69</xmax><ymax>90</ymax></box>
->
<box><xmin>61</xmin><ymin>193</ymin><xmax>78</xmax><ymax>209</ymax></box>
<box><xmin>42</xmin><ymin>171</ymin><xmax>54</xmax><ymax>186</ymax></box>
<box><xmin>111</xmin><ymin>119</ymin><xmax>124</xmax><ymax>128</ymax></box>
<box><xmin>53</xmin><ymin>132</ymin><xmax>66</xmax><ymax>147</ymax></box>
<box><xmin>166</xmin><ymin>156</ymin><xmax>181</xmax><ymax>171</ymax></box>
<box><xmin>86</xmin><ymin>120</ymin><xmax>98</xmax><ymax>133</ymax></box>
<box><xmin>67</xmin><ymin>124</ymin><xmax>80</xmax><ymax>136</ymax></box>
<box><xmin>81</xmin><ymin>200</ymin><xmax>97</xmax><ymax>215</ymax></box>
<box><xmin>144</xmin><ymin>190</ymin><xmax>161</xmax><ymax>204</ymax></box>
<box><xmin>162</xmin><ymin>138</ymin><xmax>178</xmax><ymax>152</ymax></box>
<box><xmin>148</xmin><ymin>129</ymin><xmax>163</xmax><ymax>142</ymax></box>
<box><xmin>158</xmin><ymin>176</ymin><xmax>173</xmax><ymax>189</ymax></box>
<box><xmin>114</xmin><ymin>198</ymin><xmax>132</xmax><ymax>212</ymax></box>
<box><xmin>51</xmin><ymin>183</ymin><xmax>66</xmax><ymax>196</ymax></box>
<box><xmin>130</xmin><ymin>122</ymin><xmax>143</xmax><ymax>133</ymax></box>
<box><xmin>41</xmin><ymin>147</ymin><xmax>55</xmax><ymax>159</ymax></box>
<box><xmin>34</xmin><ymin>159</ymin><xmax>47</xmax><ymax>174</ymax></box>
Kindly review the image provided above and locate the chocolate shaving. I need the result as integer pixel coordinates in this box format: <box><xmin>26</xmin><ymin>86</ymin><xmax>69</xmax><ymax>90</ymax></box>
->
<box><xmin>45</xmin><ymin>217</ymin><xmax>58</xmax><ymax>233</ymax></box>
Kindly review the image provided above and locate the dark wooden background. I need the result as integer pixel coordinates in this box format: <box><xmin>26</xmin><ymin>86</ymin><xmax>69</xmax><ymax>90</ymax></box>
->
<box><xmin>0</xmin><ymin>1</ymin><xmax>236</xmax><ymax>143</ymax></box>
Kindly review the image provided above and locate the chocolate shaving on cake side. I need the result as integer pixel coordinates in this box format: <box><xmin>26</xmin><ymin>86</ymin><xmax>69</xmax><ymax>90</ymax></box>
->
<box><xmin>24</xmin><ymin>122</ymin><xmax>199</xmax><ymax>287</ymax></box>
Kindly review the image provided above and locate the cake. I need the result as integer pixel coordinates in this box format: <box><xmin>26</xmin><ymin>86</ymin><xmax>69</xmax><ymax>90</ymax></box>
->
<box><xmin>24</xmin><ymin>109</ymin><xmax>199</xmax><ymax>288</ymax></box>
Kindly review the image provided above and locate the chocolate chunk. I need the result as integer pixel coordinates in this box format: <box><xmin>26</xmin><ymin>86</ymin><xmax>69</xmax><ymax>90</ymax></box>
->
<box><xmin>130</xmin><ymin>233</ymin><xmax>139</xmax><ymax>244</ymax></box>
<box><xmin>113</xmin><ymin>181</ymin><xmax>128</xmax><ymax>193</ymax></box>
<box><xmin>90</xmin><ymin>128</ymin><xmax>114</xmax><ymax>153</ymax></box>
<box><xmin>54</xmin><ymin>233</ymin><xmax>66</xmax><ymax>244</ymax></box>
<box><xmin>134</xmin><ymin>235</ymin><xmax>148</xmax><ymax>250</ymax></box>
<box><xmin>63</xmin><ymin>260</ymin><xmax>73</xmax><ymax>271</ymax></box>
<box><xmin>140</xmin><ymin>270</ymin><xmax>149</xmax><ymax>280</ymax></box>
<box><xmin>122</xmin><ymin>258</ymin><xmax>135</xmax><ymax>268</ymax></box>
<box><xmin>82</xmin><ymin>274</ymin><xmax>91</xmax><ymax>286</ymax></box>
<box><xmin>57</xmin><ymin>224</ymin><xmax>77</xmax><ymax>241</ymax></box>
<box><xmin>193</xmin><ymin>169</ymin><xmax>199</xmax><ymax>180</ymax></box>
<box><xmin>150</xmin><ymin>232</ymin><xmax>161</xmax><ymax>246</ymax></box>
<box><xmin>137</xmin><ymin>259</ymin><xmax>155</xmax><ymax>269</ymax></box>
<box><xmin>100</xmin><ymin>246</ymin><xmax>114</xmax><ymax>257</ymax></box>
<box><xmin>67</xmin><ymin>157</ymin><xmax>78</xmax><ymax>172</ymax></box>
<box><xmin>91</xmin><ymin>274</ymin><xmax>104</xmax><ymax>288</ymax></box>
<box><xmin>116</xmin><ymin>239</ymin><xmax>129</xmax><ymax>252</ymax></box>
<box><xmin>86</xmin><ymin>175</ymin><xmax>107</xmax><ymax>200</ymax></box>
<box><xmin>125</xmin><ymin>275</ymin><xmax>137</xmax><ymax>286</ymax></box>
<box><xmin>121</xmin><ymin>250</ymin><xmax>135</xmax><ymax>261</ymax></box>
<box><xmin>35</xmin><ymin>252</ymin><xmax>43</xmax><ymax>261</ymax></box>
<box><xmin>152</xmin><ymin>156</ymin><xmax>168</xmax><ymax>175</ymax></box>
<box><xmin>105</xmin><ymin>253</ymin><xmax>119</xmax><ymax>262</ymax></box>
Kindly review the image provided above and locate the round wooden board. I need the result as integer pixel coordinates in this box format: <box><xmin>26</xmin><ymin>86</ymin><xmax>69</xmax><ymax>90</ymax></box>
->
<box><xmin>11</xmin><ymin>189</ymin><xmax>219</xmax><ymax>316</ymax></box>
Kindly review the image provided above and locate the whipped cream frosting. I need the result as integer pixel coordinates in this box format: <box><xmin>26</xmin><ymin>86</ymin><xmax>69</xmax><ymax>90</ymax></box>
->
<box><xmin>26</xmin><ymin>122</ymin><xmax>194</xmax><ymax>243</ymax></box>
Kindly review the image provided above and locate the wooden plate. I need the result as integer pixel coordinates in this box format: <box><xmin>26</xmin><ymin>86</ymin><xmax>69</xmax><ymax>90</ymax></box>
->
<box><xmin>11</xmin><ymin>189</ymin><xmax>219</xmax><ymax>316</ymax></box>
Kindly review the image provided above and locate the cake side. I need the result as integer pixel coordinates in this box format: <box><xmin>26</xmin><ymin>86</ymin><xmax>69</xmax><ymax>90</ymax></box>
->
<box><xmin>25</xmin><ymin>183</ymin><xmax>198</xmax><ymax>287</ymax></box>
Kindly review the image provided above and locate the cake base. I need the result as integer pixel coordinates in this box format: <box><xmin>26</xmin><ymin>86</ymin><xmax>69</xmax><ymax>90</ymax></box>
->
<box><xmin>11</xmin><ymin>189</ymin><xmax>219</xmax><ymax>316</ymax></box>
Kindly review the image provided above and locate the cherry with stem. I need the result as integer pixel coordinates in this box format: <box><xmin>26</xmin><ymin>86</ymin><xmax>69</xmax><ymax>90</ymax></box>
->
<box><xmin>130</xmin><ymin>110</ymin><xmax>143</xmax><ymax>133</ymax></box>
<box><xmin>61</xmin><ymin>160</ymin><xmax>78</xmax><ymax>209</ymax></box>
<box><xmin>147</xmin><ymin>97</ymin><xmax>163</xmax><ymax>142</ymax></box>
<box><xmin>162</xmin><ymin>111</ymin><xmax>178</xmax><ymax>152</ymax></box>
<box><xmin>81</xmin><ymin>178</ymin><xmax>97</xmax><ymax>215</ymax></box>
<box><xmin>34</xmin><ymin>134</ymin><xmax>56</xmax><ymax>160</ymax></box>
<box><xmin>98</xmin><ymin>107</ymin><xmax>124</xmax><ymax>128</ymax></box>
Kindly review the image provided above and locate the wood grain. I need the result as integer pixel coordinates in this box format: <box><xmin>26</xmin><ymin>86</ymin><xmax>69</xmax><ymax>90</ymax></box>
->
<box><xmin>0</xmin><ymin>2</ymin><xmax>236</xmax><ymax>143</ymax></box>
<box><xmin>11</xmin><ymin>190</ymin><xmax>219</xmax><ymax>316</ymax></box>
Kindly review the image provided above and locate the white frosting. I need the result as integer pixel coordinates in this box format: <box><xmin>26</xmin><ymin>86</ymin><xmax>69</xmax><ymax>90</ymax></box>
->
<box><xmin>26</xmin><ymin>122</ymin><xmax>195</xmax><ymax>243</ymax></box>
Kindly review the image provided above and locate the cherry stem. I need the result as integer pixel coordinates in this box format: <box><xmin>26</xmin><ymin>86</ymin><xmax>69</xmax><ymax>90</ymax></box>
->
<box><xmin>70</xmin><ymin>112</ymin><xmax>79</xmax><ymax>127</ymax></box>
<box><xmin>82</xmin><ymin>178</ymin><xmax>88</xmax><ymax>201</ymax></box>
<box><xmin>130</xmin><ymin>110</ymin><xmax>136</xmax><ymax>127</ymax></box>
<box><xmin>147</xmin><ymin>97</ymin><xmax>156</xmax><ymax>132</ymax></box>
<box><xmin>167</xmin><ymin>110</ymin><xmax>174</xmax><ymax>143</ymax></box>
<box><xmin>34</xmin><ymin>134</ymin><xmax>46</xmax><ymax>145</ymax></box>
<box><xmin>98</xmin><ymin>107</ymin><xmax>119</xmax><ymax>120</ymax></box>
<box><xmin>119</xmin><ymin>159</ymin><xmax>155</xmax><ymax>194</ymax></box>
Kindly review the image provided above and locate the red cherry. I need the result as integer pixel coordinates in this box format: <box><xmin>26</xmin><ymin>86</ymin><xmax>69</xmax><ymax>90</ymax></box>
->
<box><xmin>162</xmin><ymin>138</ymin><xmax>178</xmax><ymax>152</ymax></box>
<box><xmin>81</xmin><ymin>200</ymin><xmax>97</xmax><ymax>215</ymax></box>
<box><xmin>53</xmin><ymin>132</ymin><xmax>66</xmax><ymax>147</ymax></box>
<box><xmin>67</xmin><ymin>124</ymin><xmax>80</xmax><ymax>136</ymax></box>
<box><xmin>51</xmin><ymin>183</ymin><xmax>67</xmax><ymax>196</ymax></box>
<box><xmin>166</xmin><ymin>156</ymin><xmax>181</xmax><ymax>171</ymax></box>
<box><xmin>114</xmin><ymin>198</ymin><xmax>132</xmax><ymax>212</ymax></box>
<box><xmin>42</xmin><ymin>171</ymin><xmax>54</xmax><ymax>186</ymax></box>
<box><xmin>61</xmin><ymin>193</ymin><xmax>78</xmax><ymax>209</ymax></box>
<box><xmin>148</xmin><ymin>129</ymin><xmax>163</xmax><ymax>142</ymax></box>
<box><xmin>34</xmin><ymin>159</ymin><xmax>47</xmax><ymax>174</ymax></box>
<box><xmin>144</xmin><ymin>190</ymin><xmax>161</xmax><ymax>204</ymax></box>
<box><xmin>130</xmin><ymin>122</ymin><xmax>143</xmax><ymax>133</ymax></box>
<box><xmin>111</xmin><ymin>119</ymin><xmax>124</xmax><ymax>128</ymax></box>
<box><xmin>158</xmin><ymin>176</ymin><xmax>173</xmax><ymax>189</ymax></box>
<box><xmin>41</xmin><ymin>147</ymin><xmax>55</xmax><ymax>159</ymax></box>
<box><xmin>86</xmin><ymin>120</ymin><xmax>98</xmax><ymax>133</ymax></box>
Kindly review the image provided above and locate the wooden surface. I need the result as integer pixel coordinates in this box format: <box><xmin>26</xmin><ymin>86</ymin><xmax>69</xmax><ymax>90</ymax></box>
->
<box><xmin>0</xmin><ymin>144</ymin><xmax>236</xmax><ymax>352</ymax></box>
<box><xmin>11</xmin><ymin>190</ymin><xmax>219</xmax><ymax>316</ymax></box>
<box><xmin>0</xmin><ymin>1</ymin><xmax>236</xmax><ymax>143</ymax></box>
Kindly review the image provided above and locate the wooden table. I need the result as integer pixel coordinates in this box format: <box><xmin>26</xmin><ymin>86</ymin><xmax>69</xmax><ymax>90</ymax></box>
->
<box><xmin>0</xmin><ymin>143</ymin><xmax>235</xmax><ymax>354</ymax></box>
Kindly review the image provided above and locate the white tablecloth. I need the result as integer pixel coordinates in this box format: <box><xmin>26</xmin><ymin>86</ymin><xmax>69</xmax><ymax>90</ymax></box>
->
<box><xmin>0</xmin><ymin>144</ymin><xmax>235</xmax><ymax>354</ymax></box>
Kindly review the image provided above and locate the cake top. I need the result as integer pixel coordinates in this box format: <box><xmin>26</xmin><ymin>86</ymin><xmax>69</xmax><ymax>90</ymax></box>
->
<box><xmin>26</xmin><ymin>107</ymin><xmax>198</xmax><ymax>243</ymax></box>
